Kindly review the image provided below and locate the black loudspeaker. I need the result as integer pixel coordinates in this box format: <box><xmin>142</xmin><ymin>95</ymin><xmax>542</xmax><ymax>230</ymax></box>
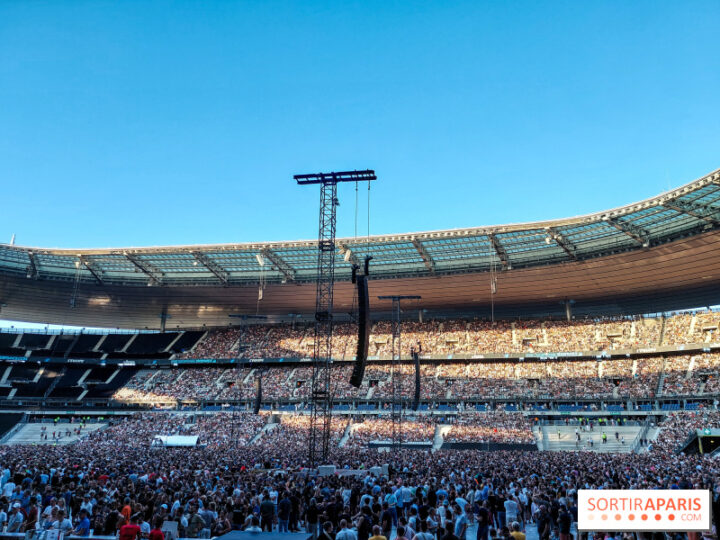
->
<box><xmin>350</xmin><ymin>274</ymin><xmax>370</xmax><ymax>388</ymax></box>
<box><xmin>253</xmin><ymin>375</ymin><xmax>262</xmax><ymax>414</ymax></box>
<box><xmin>412</xmin><ymin>349</ymin><xmax>421</xmax><ymax>411</ymax></box>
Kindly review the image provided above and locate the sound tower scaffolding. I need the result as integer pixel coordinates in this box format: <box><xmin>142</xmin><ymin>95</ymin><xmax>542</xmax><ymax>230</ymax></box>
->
<box><xmin>296</xmin><ymin>170</ymin><xmax>377</xmax><ymax>466</ymax></box>
<box><xmin>228</xmin><ymin>314</ymin><xmax>268</xmax><ymax>444</ymax></box>
<box><xmin>378</xmin><ymin>295</ymin><xmax>421</xmax><ymax>450</ymax></box>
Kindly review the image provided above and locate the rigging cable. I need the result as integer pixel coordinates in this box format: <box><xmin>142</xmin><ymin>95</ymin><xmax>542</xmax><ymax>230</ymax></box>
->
<box><xmin>367</xmin><ymin>181</ymin><xmax>371</xmax><ymax>243</ymax></box>
<box><xmin>490</xmin><ymin>252</ymin><xmax>497</xmax><ymax>323</ymax></box>
<box><xmin>355</xmin><ymin>180</ymin><xmax>359</xmax><ymax>240</ymax></box>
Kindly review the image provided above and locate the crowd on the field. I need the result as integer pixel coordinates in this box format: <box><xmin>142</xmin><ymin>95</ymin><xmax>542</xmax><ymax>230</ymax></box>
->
<box><xmin>1</xmin><ymin>410</ymin><xmax>719</xmax><ymax>540</ymax></box>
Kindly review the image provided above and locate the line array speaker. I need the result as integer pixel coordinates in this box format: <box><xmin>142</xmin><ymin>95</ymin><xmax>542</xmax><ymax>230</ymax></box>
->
<box><xmin>253</xmin><ymin>375</ymin><xmax>262</xmax><ymax>414</ymax></box>
<box><xmin>350</xmin><ymin>274</ymin><xmax>370</xmax><ymax>388</ymax></box>
<box><xmin>412</xmin><ymin>349</ymin><xmax>421</xmax><ymax>411</ymax></box>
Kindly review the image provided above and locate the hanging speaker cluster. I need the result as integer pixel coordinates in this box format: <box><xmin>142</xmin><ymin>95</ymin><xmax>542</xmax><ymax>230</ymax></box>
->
<box><xmin>253</xmin><ymin>375</ymin><xmax>262</xmax><ymax>414</ymax></box>
<box><xmin>349</xmin><ymin>257</ymin><xmax>372</xmax><ymax>388</ymax></box>
<box><xmin>412</xmin><ymin>347</ymin><xmax>421</xmax><ymax>411</ymax></box>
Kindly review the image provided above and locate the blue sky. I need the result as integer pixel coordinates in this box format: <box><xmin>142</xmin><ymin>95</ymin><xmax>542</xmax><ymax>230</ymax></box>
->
<box><xmin>1</xmin><ymin>1</ymin><xmax>719</xmax><ymax>248</ymax></box>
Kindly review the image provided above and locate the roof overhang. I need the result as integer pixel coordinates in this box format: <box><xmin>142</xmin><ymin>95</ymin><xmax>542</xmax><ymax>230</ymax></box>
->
<box><xmin>1</xmin><ymin>167</ymin><xmax>719</xmax><ymax>328</ymax></box>
<box><xmin>1</xmin><ymin>229</ymin><xmax>720</xmax><ymax>328</ymax></box>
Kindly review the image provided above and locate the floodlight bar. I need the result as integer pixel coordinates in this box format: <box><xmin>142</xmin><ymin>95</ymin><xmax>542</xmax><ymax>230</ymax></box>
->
<box><xmin>294</xmin><ymin>170</ymin><xmax>377</xmax><ymax>185</ymax></box>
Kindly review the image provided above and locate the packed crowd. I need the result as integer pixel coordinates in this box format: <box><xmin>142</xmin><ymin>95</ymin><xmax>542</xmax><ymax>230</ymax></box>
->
<box><xmin>347</xmin><ymin>417</ymin><xmax>437</xmax><ymax>446</ymax></box>
<box><xmin>90</xmin><ymin>412</ymin><xmax>268</xmax><ymax>447</ymax></box>
<box><xmin>1</xmin><ymin>410</ymin><xmax>719</xmax><ymax>540</ymax></box>
<box><xmin>663</xmin><ymin>311</ymin><xmax>720</xmax><ymax>346</ymax></box>
<box><xmin>176</xmin><ymin>311</ymin><xmax>720</xmax><ymax>361</ymax></box>
<box><xmin>443</xmin><ymin>414</ymin><xmax>535</xmax><ymax>444</ymax></box>
<box><xmin>255</xmin><ymin>415</ymin><xmax>348</xmax><ymax>452</ymax></box>
<box><xmin>111</xmin><ymin>352</ymin><xmax>720</xmax><ymax>405</ymax></box>
<box><xmin>651</xmin><ymin>410</ymin><xmax>720</xmax><ymax>452</ymax></box>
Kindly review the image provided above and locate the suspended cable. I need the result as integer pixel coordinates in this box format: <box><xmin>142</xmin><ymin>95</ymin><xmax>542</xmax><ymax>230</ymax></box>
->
<box><xmin>256</xmin><ymin>263</ymin><xmax>266</xmax><ymax>315</ymax></box>
<box><xmin>367</xmin><ymin>181</ymin><xmax>371</xmax><ymax>243</ymax></box>
<box><xmin>490</xmin><ymin>252</ymin><xmax>497</xmax><ymax>323</ymax></box>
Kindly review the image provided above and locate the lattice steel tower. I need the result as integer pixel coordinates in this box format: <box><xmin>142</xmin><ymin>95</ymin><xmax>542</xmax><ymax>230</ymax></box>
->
<box><xmin>296</xmin><ymin>170</ymin><xmax>377</xmax><ymax>466</ymax></box>
<box><xmin>378</xmin><ymin>295</ymin><xmax>421</xmax><ymax>450</ymax></box>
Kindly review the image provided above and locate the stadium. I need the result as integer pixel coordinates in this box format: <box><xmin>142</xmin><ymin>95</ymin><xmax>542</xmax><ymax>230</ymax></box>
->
<box><xmin>1</xmin><ymin>166</ymin><xmax>720</xmax><ymax>539</ymax></box>
<box><xmin>3</xmin><ymin>3</ymin><xmax>720</xmax><ymax>540</ymax></box>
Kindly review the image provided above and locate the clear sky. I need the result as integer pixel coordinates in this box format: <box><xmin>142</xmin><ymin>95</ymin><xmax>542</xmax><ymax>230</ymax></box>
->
<box><xmin>1</xmin><ymin>1</ymin><xmax>719</xmax><ymax>248</ymax></box>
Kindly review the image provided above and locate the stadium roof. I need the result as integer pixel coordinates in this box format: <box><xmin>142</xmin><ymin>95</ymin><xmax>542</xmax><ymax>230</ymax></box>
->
<box><xmin>1</xmin><ymin>167</ymin><xmax>720</xmax><ymax>328</ymax></box>
<box><xmin>3</xmin><ymin>168</ymin><xmax>720</xmax><ymax>286</ymax></box>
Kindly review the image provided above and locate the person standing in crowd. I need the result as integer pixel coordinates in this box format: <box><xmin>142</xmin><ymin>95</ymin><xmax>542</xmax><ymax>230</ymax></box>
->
<box><xmin>369</xmin><ymin>524</ymin><xmax>387</xmax><ymax>540</ymax></box>
<box><xmin>278</xmin><ymin>491</ymin><xmax>291</xmax><ymax>533</ymax></box>
<box><xmin>306</xmin><ymin>498</ymin><xmax>320</xmax><ymax>539</ymax></box>
<box><xmin>260</xmin><ymin>491</ymin><xmax>275</xmax><ymax>532</ymax></box>
<box><xmin>318</xmin><ymin>521</ymin><xmax>335</xmax><ymax>540</ymax></box>
<box><xmin>188</xmin><ymin>506</ymin><xmax>205</xmax><ymax>538</ymax></box>
<box><xmin>54</xmin><ymin>509</ymin><xmax>73</xmax><ymax>535</ymax></box>
<box><xmin>380</xmin><ymin>502</ymin><xmax>393</xmax><ymax>539</ymax></box>
<box><xmin>119</xmin><ymin>513</ymin><xmax>142</xmax><ymax>540</ymax></box>
<box><xmin>474</xmin><ymin>500</ymin><xmax>490</xmax><ymax>540</ymax></box>
<box><xmin>336</xmin><ymin>519</ymin><xmax>358</xmax><ymax>540</ymax></box>
<box><xmin>72</xmin><ymin>509</ymin><xmax>91</xmax><ymax>537</ymax></box>
<box><xmin>413</xmin><ymin>520</ymin><xmax>434</xmax><ymax>540</ymax></box>
<box><xmin>7</xmin><ymin>503</ymin><xmax>24</xmax><ymax>532</ymax></box>
<box><xmin>509</xmin><ymin>522</ymin><xmax>525</xmax><ymax>540</ymax></box>
<box><xmin>453</xmin><ymin>504</ymin><xmax>468</xmax><ymax>540</ymax></box>
<box><xmin>557</xmin><ymin>505</ymin><xmax>572</xmax><ymax>540</ymax></box>
<box><xmin>535</xmin><ymin>506</ymin><xmax>551</xmax><ymax>540</ymax></box>
<box><xmin>244</xmin><ymin>516</ymin><xmax>262</xmax><ymax>533</ymax></box>
<box><xmin>504</xmin><ymin>496</ymin><xmax>519</xmax><ymax>530</ymax></box>
<box><xmin>149</xmin><ymin>517</ymin><xmax>165</xmax><ymax>540</ymax></box>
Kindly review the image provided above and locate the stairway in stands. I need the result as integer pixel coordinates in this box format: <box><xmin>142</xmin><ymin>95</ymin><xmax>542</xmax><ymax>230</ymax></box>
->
<box><xmin>656</xmin><ymin>360</ymin><xmax>667</xmax><ymax>396</ymax></box>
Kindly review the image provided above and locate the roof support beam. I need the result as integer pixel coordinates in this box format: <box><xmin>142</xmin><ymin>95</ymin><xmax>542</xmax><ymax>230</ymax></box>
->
<box><xmin>78</xmin><ymin>256</ymin><xmax>104</xmax><ymax>285</ymax></box>
<box><xmin>547</xmin><ymin>228</ymin><xmax>577</xmax><ymax>260</ymax></box>
<box><xmin>26</xmin><ymin>251</ymin><xmax>39</xmax><ymax>279</ymax></box>
<box><xmin>124</xmin><ymin>253</ymin><xmax>163</xmax><ymax>285</ymax></box>
<box><xmin>606</xmin><ymin>218</ymin><xmax>650</xmax><ymax>247</ymax></box>
<box><xmin>411</xmin><ymin>238</ymin><xmax>435</xmax><ymax>274</ymax></box>
<box><xmin>338</xmin><ymin>244</ymin><xmax>360</xmax><ymax>267</ymax></box>
<box><xmin>663</xmin><ymin>199</ymin><xmax>720</xmax><ymax>225</ymax></box>
<box><xmin>260</xmin><ymin>248</ymin><xmax>295</xmax><ymax>282</ymax></box>
<box><xmin>192</xmin><ymin>251</ymin><xmax>229</xmax><ymax>286</ymax></box>
<box><xmin>487</xmin><ymin>234</ymin><xmax>510</xmax><ymax>270</ymax></box>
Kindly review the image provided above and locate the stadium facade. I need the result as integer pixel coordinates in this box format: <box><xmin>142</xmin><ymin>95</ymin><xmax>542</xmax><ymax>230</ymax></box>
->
<box><xmin>1</xmin><ymin>167</ymin><xmax>719</xmax><ymax>329</ymax></box>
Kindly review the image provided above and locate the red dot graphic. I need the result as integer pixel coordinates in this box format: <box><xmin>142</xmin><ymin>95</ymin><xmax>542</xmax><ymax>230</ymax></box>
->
<box><xmin>628</xmin><ymin>514</ymin><xmax>635</xmax><ymax>521</ymax></box>
<box><xmin>641</xmin><ymin>514</ymin><xmax>648</xmax><ymax>521</ymax></box>
<box><xmin>655</xmin><ymin>514</ymin><xmax>662</xmax><ymax>521</ymax></box>
<box><xmin>615</xmin><ymin>514</ymin><xmax>621</xmax><ymax>521</ymax></box>
<box><xmin>668</xmin><ymin>514</ymin><xmax>675</xmax><ymax>521</ymax></box>
<box><xmin>601</xmin><ymin>514</ymin><xmax>608</xmax><ymax>521</ymax></box>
